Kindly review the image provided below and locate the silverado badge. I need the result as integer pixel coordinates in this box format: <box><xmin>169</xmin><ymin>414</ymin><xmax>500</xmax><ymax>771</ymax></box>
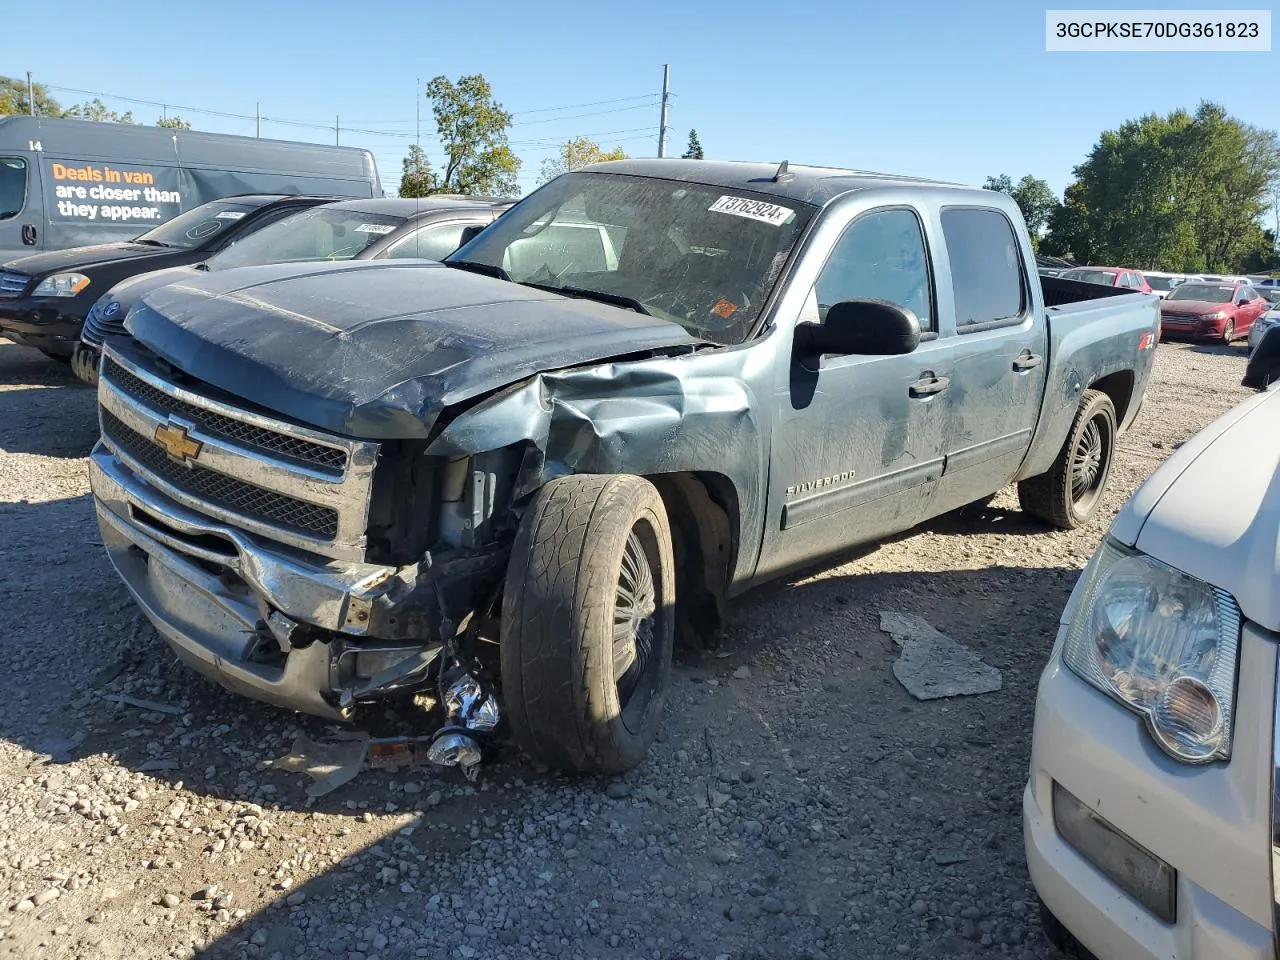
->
<box><xmin>154</xmin><ymin>422</ymin><xmax>202</xmax><ymax>463</ymax></box>
<box><xmin>785</xmin><ymin>469</ymin><xmax>855</xmax><ymax>498</ymax></box>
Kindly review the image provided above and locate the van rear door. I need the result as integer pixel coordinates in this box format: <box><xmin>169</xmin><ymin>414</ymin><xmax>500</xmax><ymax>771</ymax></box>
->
<box><xmin>0</xmin><ymin>153</ymin><xmax>44</xmax><ymax>262</ymax></box>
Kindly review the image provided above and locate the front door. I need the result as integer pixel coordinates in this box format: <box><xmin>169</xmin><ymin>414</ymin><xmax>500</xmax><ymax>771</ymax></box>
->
<box><xmin>757</xmin><ymin>205</ymin><xmax>952</xmax><ymax>579</ymax></box>
<box><xmin>0</xmin><ymin>153</ymin><xmax>42</xmax><ymax>262</ymax></box>
<box><xmin>929</xmin><ymin>206</ymin><xmax>1048</xmax><ymax>515</ymax></box>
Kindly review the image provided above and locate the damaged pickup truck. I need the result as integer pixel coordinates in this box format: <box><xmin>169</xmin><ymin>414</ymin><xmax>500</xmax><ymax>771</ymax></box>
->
<box><xmin>89</xmin><ymin>159</ymin><xmax>1160</xmax><ymax>774</ymax></box>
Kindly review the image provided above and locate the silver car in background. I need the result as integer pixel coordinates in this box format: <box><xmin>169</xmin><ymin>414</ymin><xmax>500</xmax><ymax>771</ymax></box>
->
<box><xmin>1246</xmin><ymin>287</ymin><xmax>1280</xmax><ymax>352</ymax></box>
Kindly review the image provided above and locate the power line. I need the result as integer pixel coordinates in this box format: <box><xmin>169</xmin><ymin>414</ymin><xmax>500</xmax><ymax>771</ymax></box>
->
<box><xmin>511</xmin><ymin>102</ymin><xmax>660</xmax><ymax>127</ymax></box>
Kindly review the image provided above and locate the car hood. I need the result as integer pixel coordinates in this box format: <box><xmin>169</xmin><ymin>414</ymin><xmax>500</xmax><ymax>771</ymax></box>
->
<box><xmin>1160</xmin><ymin>298</ymin><xmax>1230</xmax><ymax>314</ymax></box>
<box><xmin>126</xmin><ymin>260</ymin><xmax>704</xmax><ymax>440</ymax></box>
<box><xmin>1110</xmin><ymin>387</ymin><xmax>1280</xmax><ymax>631</ymax></box>
<box><xmin>104</xmin><ymin>265</ymin><xmax>203</xmax><ymax>313</ymax></box>
<box><xmin>2</xmin><ymin>242</ymin><xmax>171</xmax><ymax>276</ymax></box>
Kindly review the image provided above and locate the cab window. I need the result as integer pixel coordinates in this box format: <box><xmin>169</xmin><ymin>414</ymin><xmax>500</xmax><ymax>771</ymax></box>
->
<box><xmin>0</xmin><ymin>158</ymin><xmax>27</xmax><ymax>220</ymax></box>
<box><xmin>384</xmin><ymin>222</ymin><xmax>471</xmax><ymax>261</ymax></box>
<box><xmin>941</xmin><ymin>208</ymin><xmax>1026</xmax><ymax>328</ymax></box>
<box><xmin>812</xmin><ymin>208</ymin><xmax>933</xmax><ymax>331</ymax></box>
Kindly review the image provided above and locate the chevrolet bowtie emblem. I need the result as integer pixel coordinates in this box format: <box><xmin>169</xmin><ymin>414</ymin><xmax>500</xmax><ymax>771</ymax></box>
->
<box><xmin>153</xmin><ymin>422</ymin><xmax>202</xmax><ymax>462</ymax></box>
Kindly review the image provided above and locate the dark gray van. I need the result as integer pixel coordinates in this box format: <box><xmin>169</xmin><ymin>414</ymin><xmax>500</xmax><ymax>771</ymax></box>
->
<box><xmin>0</xmin><ymin>117</ymin><xmax>382</xmax><ymax>261</ymax></box>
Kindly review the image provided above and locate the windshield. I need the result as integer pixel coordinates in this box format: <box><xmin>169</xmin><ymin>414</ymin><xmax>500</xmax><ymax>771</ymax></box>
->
<box><xmin>1063</xmin><ymin>268</ymin><xmax>1117</xmax><ymax>285</ymax></box>
<box><xmin>211</xmin><ymin>207</ymin><xmax>406</xmax><ymax>268</ymax></box>
<box><xmin>133</xmin><ymin>199</ymin><xmax>261</xmax><ymax>250</ymax></box>
<box><xmin>1261</xmin><ymin>288</ymin><xmax>1280</xmax><ymax>305</ymax></box>
<box><xmin>1167</xmin><ymin>283</ymin><xmax>1233</xmax><ymax>303</ymax></box>
<box><xmin>447</xmin><ymin>171</ymin><xmax>817</xmax><ymax>345</ymax></box>
<box><xmin>1146</xmin><ymin>276</ymin><xmax>1181</xmax><ymax>291</ymax></box>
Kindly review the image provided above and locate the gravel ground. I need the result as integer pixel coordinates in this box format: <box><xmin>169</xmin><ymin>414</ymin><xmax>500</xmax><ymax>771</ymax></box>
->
<box><xmin>0</xmin><ymin>336</ymin><xmax>1258</xmax><ymax>960</ymax></box>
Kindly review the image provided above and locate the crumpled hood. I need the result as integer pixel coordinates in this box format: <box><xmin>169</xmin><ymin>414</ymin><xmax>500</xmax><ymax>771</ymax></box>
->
<box><xmin>3</xmin><ymin>242</ymin><xmax>169</xmax><ymax>276</ymax></box>
<box><xmin>126</xmin><ymin>259</ymin><xmax>702</xmax><ymax>439</ymax></box>
<box><xmin>1112</xmin><ymin>387</ymin><xmax>1280</xmax><ymax>631</ymax></box>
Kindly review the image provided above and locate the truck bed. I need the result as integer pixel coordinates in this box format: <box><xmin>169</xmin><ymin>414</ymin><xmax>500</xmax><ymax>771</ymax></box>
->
<box><xmin>1015</xmin><ymin>275</ymin><xmax>1161</xmax><ymax>482</ymax></box>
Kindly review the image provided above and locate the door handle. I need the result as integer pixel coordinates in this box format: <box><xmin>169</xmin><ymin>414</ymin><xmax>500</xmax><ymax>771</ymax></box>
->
<box><xmin>1012</xmin><ymin>353</ymin><xmax>1042</xmax><ymax>372</ymax></box>
<box><xmin>21</xmin><ymin>224</ymin><xmax>36</xmax><ymax>246</ymax></box>
<box><xmin>909</xmin><ymin>375</ymin><xmax>950</xmax><ymax>398</ymax></box>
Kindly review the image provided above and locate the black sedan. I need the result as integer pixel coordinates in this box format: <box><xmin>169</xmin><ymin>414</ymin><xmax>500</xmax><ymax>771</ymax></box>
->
<box><xmin>0</xmin><ymin>194</ymin><xmax>342</xmax><ymax>362</ymax></box>
<box><xmin>72</xmin><ymin>195</ymin><xmax>514</xmax><ymax>383</ymax></box>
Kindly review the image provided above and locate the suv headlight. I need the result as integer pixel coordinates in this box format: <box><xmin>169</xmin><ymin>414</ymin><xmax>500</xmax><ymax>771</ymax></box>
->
<box><xmin>1062</xmin><ymin>539</ymin><xmax>1240</xmax><ymax>763</ymax></box>
<box><xmin>33</xmin><ymin>273</ymin><xmax>91</xmax><ymax>298</ymax></box>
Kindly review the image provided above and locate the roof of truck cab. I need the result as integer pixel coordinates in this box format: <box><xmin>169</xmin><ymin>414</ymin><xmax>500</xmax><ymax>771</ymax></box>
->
<box><xmin>577</xmin><ymin>158</ymin><xmax>970</xmax><ymax>207</ymax></box>
<box><xmin>320</xmin><ymin>196</ymin><xmax>515</xmax><ymax>216</ymax></box>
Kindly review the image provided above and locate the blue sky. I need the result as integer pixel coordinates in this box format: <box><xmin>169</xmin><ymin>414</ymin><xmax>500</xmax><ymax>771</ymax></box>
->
<box><xmin>7</xmin><ymin>0</ymin><xmax>1276</xmax><ymax>197</ymax></box>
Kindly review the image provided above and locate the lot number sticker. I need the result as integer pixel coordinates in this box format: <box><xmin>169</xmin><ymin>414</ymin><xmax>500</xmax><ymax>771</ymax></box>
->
<box><xmin>215</xmin><ymin>211</ymin><xmax>247</xmax><ymax>220</ymax></box>
<box><xmin>708</xmin><ymin>195</ymin><xmax>794</xmax><ymax>226</ymax></box>
<box><xmin>354</xmin><ymin>223</ymin><xmax>396</xmax><ymax>235</ymax></box>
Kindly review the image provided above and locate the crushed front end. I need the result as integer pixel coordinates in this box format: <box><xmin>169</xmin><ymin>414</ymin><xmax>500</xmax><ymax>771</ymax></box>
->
<box><xmin>89</xmin><ymin>341</ymin><xmax>511</xmax><ymax>721</ymax></box>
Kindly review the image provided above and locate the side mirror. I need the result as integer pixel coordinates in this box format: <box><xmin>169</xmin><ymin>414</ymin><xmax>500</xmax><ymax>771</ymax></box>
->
<box><xmin>794</xmin><ymin>299</ymin><xmax>921</xmax><ymax>367</ymax></box>
<box><xmin>459</xmin><ymin>224</ymin><xmax>485</xmax><ymax>246</ymax></box>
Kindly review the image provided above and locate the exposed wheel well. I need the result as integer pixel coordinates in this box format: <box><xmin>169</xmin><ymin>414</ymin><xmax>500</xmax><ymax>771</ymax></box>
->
<box><xmin>646</xmin><ymin>472</ymin><xmax>739</xmax><ymax>648</ymax></box>
<box><xmin>1088</xmin><ymin>370</ymin><xmax>1134</xmax><ymax>427</ymax></box>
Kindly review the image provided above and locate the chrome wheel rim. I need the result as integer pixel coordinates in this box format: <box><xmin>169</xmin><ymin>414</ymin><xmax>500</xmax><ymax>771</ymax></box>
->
<box><xmin>1070</xmin><ymin>413</ymin><xmax>1111</xmax><ymax>510</ymax></box>
<box><xmin>614</xmin><ymin>527</ymin><xmax>657</xmax><ymax>713</ymax></box>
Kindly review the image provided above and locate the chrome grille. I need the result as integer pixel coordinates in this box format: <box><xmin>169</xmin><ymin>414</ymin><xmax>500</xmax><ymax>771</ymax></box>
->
<box><xmin>103</xmin><ymin>356</ymin><xmax>348</xmax><ymax>474</ymax></box>
<box><xmin>0</xmin><ymin>271</ymin><xmax>30</xmax><ymax>299</ymax></box>
<box><xmin>81</xmin><ymin>299</ymin><xmax>123</xmax><ymax>346</ymax></box>
<box><xmin>96</xmin><ymin>345</ymin><xmax>378</xmax><ymax>561</ymax></box>
<box><xmin>101</xmin><ymin>410</ymin><xmax>339</xmax><ymax>539</ymax></box>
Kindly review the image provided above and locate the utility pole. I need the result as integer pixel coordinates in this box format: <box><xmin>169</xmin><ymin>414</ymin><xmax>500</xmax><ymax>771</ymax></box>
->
<box><xmin>657</xmin><ymin>64</ymin><xmax>671</xmax><ymax>158</ymax></box>
<box><xmin>416</xmin><ymin>77</ymin><xmax>421</xmax><ymax>150</ymax></box>
<box><xmin>335</xmin><ymin>115</ymin><xmax>340</xmax><ymax>146</ymax></box>
<box><xmin>256</xmin><ymin>102</ymin><xmax>261</xmax><ymax>138</ymax></box>
<box><xmin>27</xmin><ymin>72</ymin><xmax>35</xmax><ymax>116</ymax></box>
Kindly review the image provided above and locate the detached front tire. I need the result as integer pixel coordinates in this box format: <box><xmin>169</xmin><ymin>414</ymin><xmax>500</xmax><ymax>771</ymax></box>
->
<box><xmin>1018</xmin><ymin>389</ymin><xmax>1116</xmax><ymax>530</ymax></box>
<box><xmin>501</xmin><ymin>474</ymin><xmax>675</xmax><ymax>773</ymax></box>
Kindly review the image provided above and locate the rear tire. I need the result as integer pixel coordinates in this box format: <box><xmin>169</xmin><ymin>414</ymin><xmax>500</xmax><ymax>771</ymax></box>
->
<box><xmin>1018</xmin><ymin>389</ymin><xmax>1116</xmax><ymax>530</ymax></box>
<box><xmin>500</xmin><ymin>474</ymin><xmax>675</xmax><ymax>773</ymax></box>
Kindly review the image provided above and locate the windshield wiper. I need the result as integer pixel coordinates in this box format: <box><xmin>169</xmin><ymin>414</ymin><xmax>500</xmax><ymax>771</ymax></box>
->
<box><xmin>520</xmin><ymin>281</ymin><xmax>651</xmax><ymax>316</ymax></box>
<box><xmin>442</xmin><ymin>258</ymin><xmax>511</xmax><ymax>281</ymax></box>
<box><xmin>134</xmin><ymin>239</ymin><xmax>173</xmax><ymax>248</ymax></box>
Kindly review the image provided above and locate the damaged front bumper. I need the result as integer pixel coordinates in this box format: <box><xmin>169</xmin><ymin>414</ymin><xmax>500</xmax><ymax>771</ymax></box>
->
<box><xmin>90</xmin><ymin>444</ymin><xmax>461</xmax><ymax>720</ymax></box>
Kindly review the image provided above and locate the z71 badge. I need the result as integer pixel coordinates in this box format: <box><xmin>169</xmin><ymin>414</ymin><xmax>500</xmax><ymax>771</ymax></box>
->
<box><xmin>785</xmin><ymin>469</ymin><xmax>855</xmax><ymax>498</ymax></box>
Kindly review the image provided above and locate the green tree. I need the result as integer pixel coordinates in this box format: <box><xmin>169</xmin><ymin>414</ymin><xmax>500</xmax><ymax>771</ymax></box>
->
<box><xmin>156</xmin><ymin>115</ymin><xmax>191</xmax><ymax>130</ymax></box>
<box><xmin>983</xmin><ymin>174</ymin><xmax>1014</xmax><ymax>195</ymax></box>
<box><xmin>425</xmin><ymin>74</ymin><xmax>520</xmax><ymax>196</ymax></box>
<box><xmin>984</xmin><ymin>173</ymin><xmax>1059</xmax><ymax>250</ymax></box>
<box><xmin>1044</xmin><ymin>103</ymin><xmax>1280</xmax><ymax>272</ymax></box>
<box><xmin>682</xmin><ymin>129</ymin><xmax>704</xmax><ymax>160</ymax></box>
<box><xmin>63</xmin><ymin>98</ymin><xmax>133</xmax><ymax>123</ymax></box>
<box><xmin>399</xmin><ymin>143</ymin><xmax>436</xmax><ymax>197</ymax></box>
<box><xmin>0</xmin><ymin>76</ymin><xmax>63</xmax><ymax>117</ymax></box>
<box><xmin>538</xmin><ymin>137</ymin><xmax>627</xmax><ymax>184</ymax></box>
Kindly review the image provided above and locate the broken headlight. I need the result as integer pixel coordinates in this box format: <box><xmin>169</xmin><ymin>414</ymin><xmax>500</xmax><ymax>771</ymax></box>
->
<box><xmin>1061</xmin><ymin>538</ymin><xmax>1240</xmax><ymax>763</ymax></box>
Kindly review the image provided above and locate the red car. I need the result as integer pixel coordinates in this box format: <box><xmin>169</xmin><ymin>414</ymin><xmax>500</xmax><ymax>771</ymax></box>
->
<box><xmin>1060</xmin><ymin>266</ymin><xmax>1154</xmax><ymax>294</ymax></box>
<box><xmin>1159</xmin><ymin>279</ymin><xmax>1270</xmax><ymax>343</ymax></box>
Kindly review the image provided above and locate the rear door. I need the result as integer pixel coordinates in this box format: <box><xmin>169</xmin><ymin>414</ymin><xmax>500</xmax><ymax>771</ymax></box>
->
<box><xmin>0</xmin><ymin>152</ymin><xmax>43</xmax><ymax>261</ymax></box>
<box><xmin>929</xmin><ymin>206</ymin><xmax>1047</xmax><ymax>516</ymax></box>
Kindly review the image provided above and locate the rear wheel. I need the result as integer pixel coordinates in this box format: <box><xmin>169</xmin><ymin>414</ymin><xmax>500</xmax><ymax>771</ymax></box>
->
<box><xmin>1018</xmin><ymin>389</ymin><xmax>1117</xmax><ymax>530</ymax></box>
<box><xmin>500</xmin><ymin>474</ymin><xmax>675</xmax><ymax>773</ymax></box>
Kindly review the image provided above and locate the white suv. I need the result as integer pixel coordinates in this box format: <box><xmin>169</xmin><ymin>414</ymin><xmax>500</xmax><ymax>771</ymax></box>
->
<box><xmin>1024</xmin><ymin>382</ymin><xmax>1280</xmax><ymax>959</ymax></box>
